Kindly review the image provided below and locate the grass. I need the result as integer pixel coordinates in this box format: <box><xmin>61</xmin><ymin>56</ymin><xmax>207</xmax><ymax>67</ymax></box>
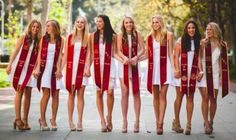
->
<box><xmin>0</xmin><ymin>69</ymin><xmax>10</xmax><ymax>88</ymax></box>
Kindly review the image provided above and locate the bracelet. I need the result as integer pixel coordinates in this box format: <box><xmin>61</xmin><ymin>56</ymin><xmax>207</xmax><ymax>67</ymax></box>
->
<box><xmin>199</xmin><ymin>71</ymin><xmax>204</xmax><ymax>74</ymax></box>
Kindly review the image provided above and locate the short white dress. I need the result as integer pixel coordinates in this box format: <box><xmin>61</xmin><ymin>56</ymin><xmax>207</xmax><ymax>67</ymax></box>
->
<box><xmin>92</xmin><ymin>36</ymin><xmax>116</xmax><ymax>90</ymax></box>
<box><xmin>197</xmin><ymin>46</ymin><xmax>220</xmax><ymax>89</ymax></box>
<box><xmin>152</xmin><ymin>39</ymin><xmax>172</xmax><ymax>85</ymax></box>
<box><xmin>172</xmin><ymin>40</ymin><xmax>195</xmax><ymax>87</ymax></box>
<box><xmin>8</xmin><ymin>41</ymin><xmax>37</xmax><ymax>87</ymax></box>
<box><xmin>40</xmin><ymin>43</ymin><xmax>64</xmax><ymax>89</ymax></box>
<box><xmin>117</xmin><ymin>35</ymin><xmax>141</xmax><ymax>79</ymax></box>
<box><xmin>71</xmin><ymin>41</ymin><xmax>89</xmax><ymax>86</ymax></box>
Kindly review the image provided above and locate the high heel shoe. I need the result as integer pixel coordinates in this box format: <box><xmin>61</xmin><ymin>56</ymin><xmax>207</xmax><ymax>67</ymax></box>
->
<box><xmin>133</xmin><ymin>121</ymin><xmax>139</xmax><ymax>133</ymax></box>
<box><xmin>13</xmin><ymin>119</ymin><xmax>25</xmax><ymax>130</ymax></box>
<box><xmin>22</xmin><ymin>119</ymin><xmax>31</xmax><ymax>130</ymax></box>
<box><xmin>38</xmin><ymin>119</ymin><xmax>50</xmax><ymax>131</ymax></box>
<box><xmin>50</xmin><ymin>119</ymin><xmax>57</xmax><ymax>131</ymax></box>
<box><xmin>101</xmin><ymin>121</ymin><xmax>107</xmax><ymax>132</ymax></box>
<box><xmin>77</xmin><ymin>122</ymin><xmax>83</xmax><ymax>132</ymax></box>
<box><xmin>184</xmin><ymin>123</ymin><xmax>191</xmax><ymax>135</ymax></box>
<box><xmin>122</xmin><ymin>121</ymin><xmax>128</xmax><ymax>133</ymax></box>
<box><xmin>209</xmin><ymin>121</ymin><xmax>214</xmax><ymax>131</ymax></box>
<box><xmin>157</xmin><ymin>123</ymin><xmax>163</xmax><ymax>135</ymax></box>
<box><xmin>172</xmin><ymin>119</ymin><xmax>184</xmax><ymax>133</ymax></box>
<box><xmin>204</xmin><ymin>122</ymin><xmax>212</xmax><ymax>135</ymax></box>
<box><xmin>106</xmin><ymin>116</ymin><xmax>113</xmax><ymax>132</ymax></box>
<box><xmin>69</xmin><ymin>122</ymin><xmax>76</xmax><ymax>131</ymax></box>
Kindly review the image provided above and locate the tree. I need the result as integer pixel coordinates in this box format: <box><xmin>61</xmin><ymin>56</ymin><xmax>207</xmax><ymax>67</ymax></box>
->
<box><xmin>41</xmin><ymin>0</ymin><xmax>49</xmax><ymax>34</ymax></box>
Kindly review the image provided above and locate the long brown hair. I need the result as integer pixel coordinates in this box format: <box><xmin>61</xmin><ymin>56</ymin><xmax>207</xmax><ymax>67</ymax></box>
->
<box><xmin>25</xmin><ymin>19</ymin><xmax>42</xmax><ymax>51</ymax></box>
<box><xmin>45</xmin><ymin>20</ymin><xmax>61</xmax><ymax>42</ymax></box>
<box><xmin>121</xmin><ymin>16</ymin><xmax>137</xmax><ymax>45</ymax></box>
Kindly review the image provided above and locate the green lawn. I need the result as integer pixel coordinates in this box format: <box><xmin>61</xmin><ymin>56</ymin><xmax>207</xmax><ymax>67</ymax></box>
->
<box><xmin>0</xmin><ymin>69</ymin><xmax>10</xmax><ymax>88</ymax></box>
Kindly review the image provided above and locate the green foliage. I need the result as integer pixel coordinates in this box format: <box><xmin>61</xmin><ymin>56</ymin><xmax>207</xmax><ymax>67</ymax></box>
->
<box><xmin>3</xmin><ymin>11</ymin><xmax>22</xmax><ymax>55</ymax></box>
<box><xmin>0</xmin><ymin>69</ymin><xmax>10</xmax><ymax>88</ymax></box>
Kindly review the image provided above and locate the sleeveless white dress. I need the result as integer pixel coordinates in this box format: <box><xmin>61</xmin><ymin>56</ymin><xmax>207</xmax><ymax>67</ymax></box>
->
<box><xmin>117</xmin><ymin>35</ymin><xmax>141</xmax><ymax>79</ymax></box>
<box><xmin>92</xmin><ymin>36</ymin><xmax>116</xmax><ymax>90</ymax></box>
<box><xmin>152</xmin><ymin>39</ymin><xmax>172</xmax><ymax>85</ymax></box>
<box><xmin>71</xmin><ymin>41</ymin><xmax>89</xmax><ymax>86</ymax></box>
<box><xmin>172</xmin><ymin>40</ymin><xmax>195</xmax><ymax>87</ymax></box>
<box><xmin>197</xmin><ymin>46</ymin><xmax>220</xmax><ymax>89</ymax></box>
<box><xmin>40</xmin><ymin>43</ymin><xmax>64</xmax><ymax>89</ymax></box>
<box><xmin>8</xmin><ymin>41</ymin><xmax>37</xmax><ymax>87</ymax></box>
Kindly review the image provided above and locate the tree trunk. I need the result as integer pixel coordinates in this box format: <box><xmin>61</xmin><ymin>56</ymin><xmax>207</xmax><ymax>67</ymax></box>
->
<box><xmin>230</xmin><ymin>0</ymin><xmax>236</xmax><ymax>66</ymax></box>
<box><xmin>65</xmin><ymin>0</ymin><xmax>72</xmax><ymax>36</ymax></box>
<box><xmin>26</xmin><ymin>0</ymin><xmax>33</xmax><ymax>22</ymax></box>
<box><xmin>41</xmin><ymin>0</ymin><xmax>49</xmax><ymax>34</ymax></box>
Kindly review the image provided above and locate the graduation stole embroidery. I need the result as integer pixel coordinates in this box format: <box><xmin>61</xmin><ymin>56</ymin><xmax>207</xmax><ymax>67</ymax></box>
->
<box><xmin>147</xmin><ymin>34</ymin><xmax>167</xmax><ymax>94</ymax></box>
<box><xmin>122</xmin><ymin>32</ymin><xmax>140</xmax><ymax>94</ymax></box>
<box><xmin>13</xmin><ymin>35</ymin><xmax>38</xmax><ymax>91</ymax></box>
<box><xmin>180</xmin><ymin>48</ymin><xmax>198</xmax><ymax>96</ymax></box>
<box><xmin>220</xmin><ymin>41</ymin><xmax>229</xmax><ymax>98</ymax></box>
<box><xmin>93</xmin><ymin>31</ymin><xmax>112</xmax><ymax>92</ymax></box>
<box><xmin>37</xmin><ymin>35</ymin><xmax>61</xmax><ymax>93</ymax></box>
<box><xmin>66</xmin><ymin>34</ymin><xmax>87</xmax><ymax>93</ymax></box>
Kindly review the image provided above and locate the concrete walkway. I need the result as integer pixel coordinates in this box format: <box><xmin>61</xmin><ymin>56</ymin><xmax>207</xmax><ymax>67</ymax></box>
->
<box><xmin>0</xmin><ymin>83</ymin><xmax>236</xmax><ymax>140</ymax></box>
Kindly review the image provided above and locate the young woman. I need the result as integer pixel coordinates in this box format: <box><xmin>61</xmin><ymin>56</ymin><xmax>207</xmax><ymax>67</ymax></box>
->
<box><xmin>172</xmin><ymin>20</ymin><xmax>202</xmax><ymax>135</ymax></box>
<box><xmin>6</xmin><ymin>20</ymin><xmax>42</xmax><ymax>130</ymax></box>
<box><xmin>33</xmin><ymin>20</ymin><xmax>64</xmax><ymax>131</ymax></box>
<box><xmin>198</xmin><ymin>22</ymin><xmax>229</xmax><ymax>134</ymax></box>
<box><xmin>116</xmin><ymin>16</ymin><xmax>144</xmax><ymax>133</ymax></box>
<box><xmin>90</xmin><ymin>14</ymin><xmax>121</xmax><ymax>132</ymax></box>
<box><xmin>61</xmin><ymin>16</ymin><xmax>90</xmax><ymax>131</ymax></box>
<box><xmin>140</xmin><ymin>15</ymin><xmax>174</xmax><ymax>135</ymax></box>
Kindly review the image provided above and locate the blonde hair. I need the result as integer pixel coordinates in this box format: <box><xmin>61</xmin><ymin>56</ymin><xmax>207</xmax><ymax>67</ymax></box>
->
<box><xmin>206</xmin><ymin>22</ymin><xmax>222</xmax><ymax>41</ymax></box>
<box><xmin>71</xmin><ymin>16</ymin><xmax>89</xmax><ymax>47</ymax></box>
<box><xmin>25</xmin><ymin>19</ymin><xmax>42</xmax><ymax>51</ymax></box>
<box><xmin>121</xmin><ymin>15</ymin><xmax>137</xmax><ymax>44</ymax></box>
<box><xmin>150</xmin><ymin>15</ymin><xmax>167</xmax><ymax>44</ymax></box>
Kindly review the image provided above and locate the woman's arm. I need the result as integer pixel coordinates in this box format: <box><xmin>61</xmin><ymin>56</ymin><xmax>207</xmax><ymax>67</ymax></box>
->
<box><xmin>84</xmin><ymin>36</ymin><xmax>91</xmax><ymax>77</ymax></box>
<box><xmin>33</xmin><ymin>38</ymin><xmax>43</xmax><ymax>78</ymax></box>
<box><xmin>112</xmin><ymin>34</ymin><xmax>124</xmax><ymax>63</ymax></box>
<box><xmin>167</xmin><ymin>32</ymin><xmax>175</xmax><ymax>68</ymax></box>
<box><xmin>60</xmin><ymin>37</ymin><xmax>68</xmax><ymax>71</ymax></box>
<box><xmin>6</xmin><ymin>35</ymin><xmax>24</xmax><ymax>74</ymax></box>
<box><xmin>138</xmin><ymin>36</ymin><xmax>148</xmax><ymax>61</ymax></box>
<box><xmin>89</xmin><ymin>33</ymin><xmax>94</xmax><ymax>66</ymax></box>
<box><xmin>56</xmin><ymin>37</ymin><xmax>64</xmax><ymax>79</ymax></box>
<box><xmin>173</xmin><ymin>41</ymin><xmax>181</xmax><ymax>78</ymax></box>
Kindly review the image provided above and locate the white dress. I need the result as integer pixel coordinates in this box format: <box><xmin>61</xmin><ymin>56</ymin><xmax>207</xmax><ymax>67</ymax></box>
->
<box><xmin>152</xmin><ymin>39</ymin><xmax>172</xmax><ymax>85</ymax></box>
<box><xmin>72</xmin><ymin>42</ymin><xmax>88</xmax><ymax>86</ymax></box>
<box><xmin>197</xmin><ymin>46</ymin><xmax>220</xmax><ymax>89</ymax></box>
<box><xmin>41</xmin><ymin>43</ymin><xmax>64</xmax><ymax>89</ymax></box>
<box><xmin>8</xmin><ymin>41</ymin><xmax>37</xmax><ymax>87</ymax></box>
<box><xmin>92</xmin><ymin>36</ymin><xmax>116</xmax><ymax>90</ymax></box>
<box><xmin>117</xmin><ymin>35</ymin><xmax>141</xmax><ymax>78</ymax></box>
<box><xmin>172</xmin><ymin>40</ymin><xmax>195</xmax><ymax>87</ymax></box>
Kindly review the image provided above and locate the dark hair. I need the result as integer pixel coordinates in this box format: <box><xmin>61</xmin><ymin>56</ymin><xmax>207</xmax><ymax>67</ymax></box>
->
<box><xmin>94</xmin><ymin>14</ymin><xmax>116</xmax><ymax>44</ymax></box>
<box><xmin>181</xmin><ymin>20</ymin><xmax>201</xmax><ymax>53</ymax></box>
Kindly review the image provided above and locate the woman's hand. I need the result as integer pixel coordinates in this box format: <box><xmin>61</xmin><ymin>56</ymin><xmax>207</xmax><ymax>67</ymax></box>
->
<box><xmin>122</xmin><ymin>57</ymin><xmax>129</xmax><ymax>65</ymax></box>
<box><xmin>55</xmin><ymin>70</ymin><xmax>63</xmax><ymax>80</ymax></box>
<box><xmin>197</xmin><ymin>71</ymin><xmax>204</xmax><ymax>82</ymax></box>
<box><xmin>174</xmin><ymin>70</ymin><xmax>181</xmax><ymax>79</ymax></box>
<box><xmin>33</xmin><ymin>68</ymin><xmax>40</xmax><ymax>79</ymax></box>
<box><xmin>6</xmin><ymin>64</ymin><xmax>11</xmax><ymax>75</ymax></box>
<box><xmin>130</xmin><ymin>56</ymin><xmax>138</xmax><ymax>66</ymax></box>
<box><xmin>84</xmin><ymin>68</ymin><xmax>91</xmax><ymax>77</ymax></box>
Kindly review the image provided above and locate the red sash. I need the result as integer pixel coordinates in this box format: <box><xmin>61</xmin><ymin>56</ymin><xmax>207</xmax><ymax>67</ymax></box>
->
<box><xmin>66</xmin><ymin>34</ymin><xmax>87</xmax><ymax>93</ymax></box>
<box><xmin>93</xmin><ymin>31</ymin><xmax>112</xmax><ymax>92</ymax></box>
<box><xmin>220</xmin><ymin>42</ymin><xmax>229</xmax><ymax>98</ymax></box>
<box><xmin>205</xmin><ymin>43</ymin><xmax>214</xmax><ymax>96</ymax></box>
<box><xmin>147</xmin><ymin>35</ymin><xmax>167</xmax><ymax>94</ymax></box>
<box><xmin>122</xmin><ymin>32</ymin><xmax>140</xmax><ymax>94</ymax></box>
<box><xmin>13</xmin><ymin>35</ymin><xmax>38</xmax><ymax>91</ymax></box>
<box><xmin>180</xmin><ymin>50</ymin><xmax>198</xmax><ymax>95</ymax></box>
<box><xmin>37</xmin><ymin>35</ymin><xmax>61</xmax><ymax>94</ymax></box>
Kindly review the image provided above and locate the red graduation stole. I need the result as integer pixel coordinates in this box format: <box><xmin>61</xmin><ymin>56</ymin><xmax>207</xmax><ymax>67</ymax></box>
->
<box><xmin>205</xmin><ymin>42</ymin><xmax>229</xmax><ymax>97</ymax></box>
<box><xmin>220</xmin><ymin>42</ymin><xmax>229</xmax><ymax>98</ymax></box>
<box><xmin>180</xmin><ymin>49</ymin><xmax>198</xmax><ymax>95</ymax></box>
<box><xmin>66</xmin><ymin>34</ymin><xmax>87</xmax><ymax>93</ymax></box>
<box><xmin>147</xmin><ymin>35</ymin><xmax>167</xmax><ymax>94</ymax></box>
<box><xmin>93</xmin><ymin>31</ymin><xmax>112</xmax><ymax>92</ymax></box>
<box><xmin>37</xmin><ymin>35</ymin><xmax>61</xmax><ymax>93</ymax></box>
<box><xmin>13</xmin><ymin>35</ymin><xmax>38</xmax><ymax>91</ymax></box>
<box><xmin>122</xmin><ymin>32</ymin><xmax>140</xmax><ymax>94</ymax></box>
